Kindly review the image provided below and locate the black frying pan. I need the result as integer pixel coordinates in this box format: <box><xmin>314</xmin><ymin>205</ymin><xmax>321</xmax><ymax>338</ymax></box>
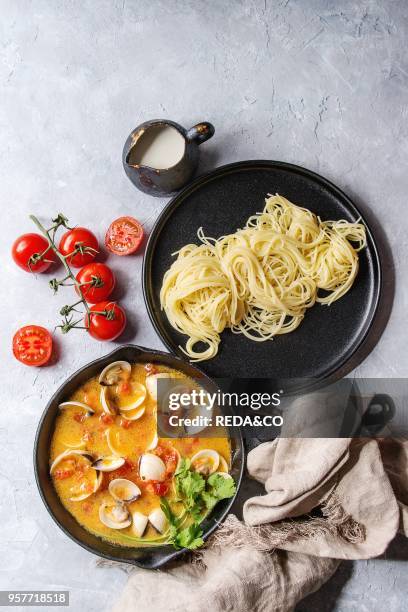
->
<box><xmin>143</xmin><ymin>161</ymin><xmax>381</xmax><ymax>382</ymax></box>
<box><xmin>34</xmin><ymin>344</ymin><xmax>244</xmax><ymax>569</ymax></box>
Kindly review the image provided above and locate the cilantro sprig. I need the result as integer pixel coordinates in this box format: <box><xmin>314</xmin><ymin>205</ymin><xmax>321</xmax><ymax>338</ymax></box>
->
<box><xmin>202</xmin><ymin>472</ymin><xmax>237</xmax><ymax>511</ymax></box>
<box><xmin>161</xmin><ymin>458</ymin><xmax>236</xmax><ymax>551</ymax></box>
<box><xmin>160</xmin><ymin>497</ymin><xmax>204</xmax><ymax>550</ymax></box>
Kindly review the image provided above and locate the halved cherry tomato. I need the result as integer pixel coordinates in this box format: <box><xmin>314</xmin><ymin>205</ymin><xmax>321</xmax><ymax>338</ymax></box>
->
<box><xmin>85</xmin><ymin>301</ymin><xmax>126</xmax><ymax>341</ymax></box>
<box><xmin>12</xmin><ymin>233</ymin><xmax>55</xmax><ymax>273</ymax></box>
<box><xmin>76</xmin><ymin>263</ymin><xmax>115</xmax><ymax>303</ymax></box>
<box><xmin>12</xmin><ymin>325</ymin><xmax>53</xmax><ymax>366</ymax></box>
<box><xmin>105</xmin><ymin>216</ymin><xmax>144</xmax><ymax>256</ymax></box>
<box><xmin>59</xmin><ymin>227</ymin><xmax>99</xmax><ymax>268</ymax></box>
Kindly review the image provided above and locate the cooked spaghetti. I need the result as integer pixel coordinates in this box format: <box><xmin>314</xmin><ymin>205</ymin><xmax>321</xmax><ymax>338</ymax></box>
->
<box><xmin>160</xmin><ymin>194</ymin><xmax>367</xmax><ymax>361</ymax></box>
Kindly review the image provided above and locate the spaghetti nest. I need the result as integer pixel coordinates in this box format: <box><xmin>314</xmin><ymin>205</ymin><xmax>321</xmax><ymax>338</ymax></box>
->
<box><xmin>160</xmin><ymin>194</ymin><xmax>367</xmax><ymax>361</ymax></box>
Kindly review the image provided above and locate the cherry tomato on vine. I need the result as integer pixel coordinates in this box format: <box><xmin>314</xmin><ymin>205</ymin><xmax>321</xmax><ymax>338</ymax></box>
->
<box><xmin>12</xmin><ymin>233</ymin><xmax>55</xmax><ymax>273</ymax></box>
<box><xmin>59</xmin><ymin>227</ymin><xmax>99</xmax><ymax>268</ymax></box>
<box><xmin>13</xmin><ymin>325</ymin><xmax>53</xmax><ymax>366</ymax></box>
<box><xmin>85</xmin><ymin>301</ymin><xmax>126</xmax><ymax>341</ymax></box>
<box><xmin>105</xmin><ymin>216</ymin><xmax>144</xmax><ymax>256</ymax></box>
<box><xmin>75</xmin><ymin>263</ymin><xmax>115</xmax><ymax>303</ymax></box>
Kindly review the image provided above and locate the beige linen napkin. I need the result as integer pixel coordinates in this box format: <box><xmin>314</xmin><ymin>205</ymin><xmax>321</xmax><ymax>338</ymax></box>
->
<box><xmin>111</xmin><ymin>437</ymin><xmax>406</xmax><ymax>612</ymax></box>
<box><xmin>244</xmin><ymin>438</ymin><xmax>401</xmax><ymax>559</ymax></box>
<box><xmin>111</xmin><ymin>536</ymin><xmax>339</xmax><ymax>612</ymax></box>
<box><xmin>379</xmin><ymin>438</ymin><xmax>408</xmax><ymax>534</ymax></box>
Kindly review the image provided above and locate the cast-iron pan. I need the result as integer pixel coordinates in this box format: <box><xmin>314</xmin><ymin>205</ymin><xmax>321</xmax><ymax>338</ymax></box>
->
<box><xmin>34</xmin><ymin>345</ymin><xmax>244</xmax><ymax>569</ymax></box>
<box><xmin>143</xmin><ymin>161</ymin><xmax>381</xmax><ymax>383</ymax></box>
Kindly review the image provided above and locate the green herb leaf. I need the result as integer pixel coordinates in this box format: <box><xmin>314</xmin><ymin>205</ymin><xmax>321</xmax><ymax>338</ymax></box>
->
<box><xmin>207</xmin><ymin>473</ymin><xmax>236</xmax><ymax>500</ymax></box>
<box><xmin>175</xmin><ymin>457</ymin><xmax>191</xmax><ymax>477</ymax></box>
<box><xmin>179</xmin><ymin>470</ymin><xmax>205</xmax><ymax>503</ymax></box>
<box><xmin>200</xmin><ymin>491</ymin><xmax>218</xmax><ymax>512</ymax></box>
<box><xmin>175</xmin><ymin>459</ymin><xmax>206</xmax><ymax>515</ymax></box>
<box><xmin>201</xmin><ymin>474</ymin><xmax>236</xmax><ymax>511</ymax></box>
<box><xmin>161</xmin><ymin>497</ymin><xmax>175</xmax><ymax>524</ymax></box>
<box><xmin>174</xmin><ymin>523</ymin><xmax>204</xmax><ymax>550</ymax></box>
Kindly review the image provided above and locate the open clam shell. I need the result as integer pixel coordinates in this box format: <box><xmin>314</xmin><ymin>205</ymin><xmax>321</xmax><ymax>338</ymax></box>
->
<box><xmin>99</xmin><ymin>361</ymin><xmax>131</xmax><ymax>386</ymax></box>
<box><xmin>132</xmin><ymin>511</ymin><xmax>148</xmax><ymax>537</ymax></box>
<box><xmin>214</xmin><ymin>472</ymin><xmax>233</xmax><ymax>480</ymax></box>
<box><xmin>218</xmin><ymin>455</ymin><xmax>229</xmax><ymax>473</ymax></box>
<box><xmin>109</xmin><ymin>478</ymin><xmax>141</xmax><ymax>503</ymax></box>
<box><xmin>101</xmin><ymin>382</ymin><xmax>147</xmax><ymax>415</ymax></box>
<box><xmin>120</xmin><ymin>405</ymin><xmax>145</xmax><ymax>421</ymax></box>
<box><xmin>105</xmin><ymin>428</ymin><xmax>123</xmax><ymax>457</ymax></box>
<box><xmin>146</xmin><ymin>431</ymin><xmax>158</xmax><ymax>451</ymax></box>
<box><xmin>50</xmin><ymin>450</ymin><xmax>102</xmax><ymax>502</ymax></box>
<box><xmin>139</xmin><ymin>453</ymin><xmax>166</xmax><ymax>482</ymax></box>
<box><xmin>190</xmin><ymin>449</ymin><xmax>220</xmax><ymax>476</ymax></box>
<box><xmin>148</xmin><ymin>507</ymin><xmax>167</xmax><ymax>534</ymax></box>
<box><xmin>92</xmin><ymin>455</ymin><xmax>125</xmax><ymax>472</ymax></box>
<box><xmin>100</xmin><ymin>387</ymin><xmax>116</xmax><ymax>416</ymax></box>
<box><xmin>58</xmin><ymin>401</ymin><xmax>94</xmax><ymax>416</ymax></box>
<box><xmin>49</xmin><ymin>449</ymin><xmax>94</xmax><ymax>474</ymax></box>
<box><xmin>99</xmin><ymin>502</ymin><xmax>131</xmax><ymax>530</ymax></box>
<box><xmin>118</xmin><ymin>382</ymin><xmax>147</xmax><ymax>412</ymax></box>
<box><xmin>70</xmin><ymin>471</ymin><xmax>103</xmax><ymax>502</ymax></box>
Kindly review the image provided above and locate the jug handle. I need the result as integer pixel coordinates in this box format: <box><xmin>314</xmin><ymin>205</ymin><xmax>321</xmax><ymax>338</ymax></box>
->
<box><xmin>186</xmin><ymin>122</ymin><xmax>215</xmax><ymax>145</ymax></box>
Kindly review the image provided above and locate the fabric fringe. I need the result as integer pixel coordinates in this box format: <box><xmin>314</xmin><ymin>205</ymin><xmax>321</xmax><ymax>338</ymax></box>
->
<box><xmin>210</xmin><ymin>494</ymin><xmax>365</xmax><ymax>552</ymax></box>
<box><xmin>95</xmin><ymin>558</ymin><xmax>137</xmax><ymax>572</ymax></box>
<box><xmin>320</xmin><ymin>492</ymin><xmax>365</xmax><ymax>544</ymax></box>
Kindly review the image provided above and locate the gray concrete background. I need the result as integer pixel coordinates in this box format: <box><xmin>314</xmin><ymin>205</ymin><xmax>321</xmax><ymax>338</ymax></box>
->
<box><xmin>0</xmin><ymin>0</ymin><xmax>407</xmax><ymax>610</ymax></box>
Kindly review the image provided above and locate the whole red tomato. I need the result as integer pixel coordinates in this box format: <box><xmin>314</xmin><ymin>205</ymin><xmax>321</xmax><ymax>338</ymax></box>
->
<box><xmin>76</xmin><ymin>263</ymin><xmax>115</xmax><ymax>303</ymax></box>
<box><xmin>85</xmin><ymin>301</ymin><xmax>126</xmax><ymax>341</ymax></box>
<box><xmin>59</xmin><ymin>227</ymin><xmax>99</xmax><ymax>268</ymax></box>
<box><xmin>12</xmin><ymin>233</ymin><xmax>55</xmax><ymax>273</ymax></box>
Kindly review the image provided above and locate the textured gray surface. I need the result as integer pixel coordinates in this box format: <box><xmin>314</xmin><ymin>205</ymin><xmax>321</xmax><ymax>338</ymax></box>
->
<box><xmin>0</xmin><ymin>0</ymin><xmax>407</xmax><ymax>610</ymax></box>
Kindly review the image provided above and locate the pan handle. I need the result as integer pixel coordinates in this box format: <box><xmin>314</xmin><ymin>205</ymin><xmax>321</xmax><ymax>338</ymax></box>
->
<box><xmin>359</xmin><ymin>393</ymin><xmax>395</xmax><ymax>435</ymax></box>
<box><xmin>245</xmin><ymin>393</ymin><xmax>395</xmax><ymax>445</ymax></box>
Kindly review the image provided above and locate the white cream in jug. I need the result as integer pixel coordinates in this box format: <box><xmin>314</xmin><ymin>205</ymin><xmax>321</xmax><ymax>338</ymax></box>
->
<box><xmin>129</xmin><ymin>125</ymin><xmax>185</xmax><ymax>169</ymax></box>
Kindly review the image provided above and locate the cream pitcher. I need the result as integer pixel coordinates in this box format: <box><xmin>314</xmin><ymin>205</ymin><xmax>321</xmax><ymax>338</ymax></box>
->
<box><xmin>122</xmin><ymin>119</ymin><xmax>215</xmax><ymax>196</ymax></box>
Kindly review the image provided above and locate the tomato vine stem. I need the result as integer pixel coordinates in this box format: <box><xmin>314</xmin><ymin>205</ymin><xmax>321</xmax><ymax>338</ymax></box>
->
<box><xmin>29</xmin><ymin>214</ymin><xmax>92</xmax><ymax>332</ymax></box>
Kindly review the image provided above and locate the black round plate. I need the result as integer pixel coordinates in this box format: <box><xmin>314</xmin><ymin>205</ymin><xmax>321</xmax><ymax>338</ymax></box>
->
<box><xmin>143</xmin><ymin>161</ymin><xmax>381</xmax><ymax>381</ymax></box>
